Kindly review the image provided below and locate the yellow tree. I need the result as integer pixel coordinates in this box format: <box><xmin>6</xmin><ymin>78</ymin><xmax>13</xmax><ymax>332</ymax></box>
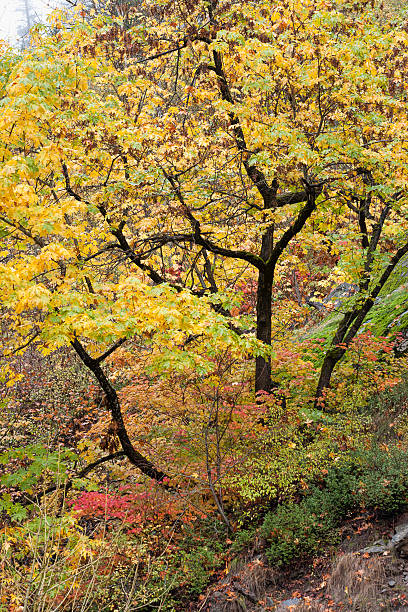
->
<box><xmin>0</xmin><ymin>0</ymin><xmax>407</xmax><ymax>483</ymax></box>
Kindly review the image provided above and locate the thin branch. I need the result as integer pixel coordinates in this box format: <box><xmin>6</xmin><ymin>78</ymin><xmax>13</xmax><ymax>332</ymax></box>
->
<box><xmin>27</xmin><ymin>451</ymin><xmax>127</xmax><ymax>504</ymax></box>
<box><xmin>6</xmin><ymin>331</ymin><xmax>41</xmax><ymax>356</ymax></box>
<box><xmin>0</xmin><ymin>215</ymin><xmax>46</xmax><ymax>248</ymax></box>
<box><xmin>104</xmin><ymin>156</ymin><xmax>119</xmax><ymax>186</ymax></box>
<box><xmin>95</xmin><ymin>337</ymin><xmax>127</xmax><ymax>363</ymax></box>
<box><xmin>138</xmin><ymin>41</ymin><xmax>188</xmax><ymax>64</ymax></box>
<box><xmin>163</xmin><ymin>171</ymin><xmax>264</xmax><ymax>269</ymax></box>
<box><xmin>267</xmin><ymin>181</ymin><xmax>321</xmax><ymax>267</ymax></box>
<box><xmin>61</xmin><ymin>162</ymin><xmax>85</xmax><ymax>203</ymax></box>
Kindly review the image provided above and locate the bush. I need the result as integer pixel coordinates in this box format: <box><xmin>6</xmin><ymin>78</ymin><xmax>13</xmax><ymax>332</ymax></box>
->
<box><xmin>259</xmin><ymin>445</ymin><xmax>408</xmax><ymax>566</ymax></box>
<box><xmin>355</xmin><ymin>446</ymin><xmax>408</xmax><ymax>515</ymax></box>
<box><xmin>365</xmin><ymin>376</ymin><xmax>408</xmax><ymax>417</ymax></box>
<box><xmin>261</xmin><ymin>498</ymin><xmax>338</xmax><ymax>566</ymax></box>
<box><xmin>180</xmin><ymin>546</ymin><xmax>218</xmax><ymax>594</ymax></box>
<box><xmin>170</xmin><ymin>517</ymin><xmax>228</xmax><ymax>601</ymax></box>
<box><xmin>230</xmin><ymin>527</ymin><xmax>256</xmax><ymax>554</ymax></box>
<box><xmin>315</xmin><ymin>464</ymin><xmax>358</xmax><ymax>519</ymax></box>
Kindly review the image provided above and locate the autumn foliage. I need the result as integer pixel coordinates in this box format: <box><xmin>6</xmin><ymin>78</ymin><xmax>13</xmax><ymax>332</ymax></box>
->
<box><xmin>0</xmin><ymin>0</ymin><xmax>408</xmax><ymax>609</ymax></box>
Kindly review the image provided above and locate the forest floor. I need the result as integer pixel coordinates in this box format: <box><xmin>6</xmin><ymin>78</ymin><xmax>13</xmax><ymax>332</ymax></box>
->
<box><xmin>197</xmin><ymin>512</ymin><xmax>408</xmax><ymax>611</ymax></box>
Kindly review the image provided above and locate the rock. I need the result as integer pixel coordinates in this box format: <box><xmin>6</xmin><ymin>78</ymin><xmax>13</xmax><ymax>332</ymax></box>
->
<box><xmin>395</xmin><ymin>328</ymin><xmax>408</xmax><ymax>356</ymax></box>
<box><xmin>389</xmin><ymin>523</ymin><xmax>408</xmax><ymax>557</ymax></box>
<box><xmin>306</xmin><ymin>283</ymin><xmax>359</xmax><ymax>312</ymax></box>
<box><xmin>323</xmin><ymin>283</ymin><xmax>358</xmax><ymax>308</ymax></box>
<box><xmin>360</xmin><ymin>544</ymin><xmax>388</xmax><ymax>554</ymax></box>
<box><xmin>277</xmin><ymin>598</ymin><xmax>302</xmax><ymax>610</ymax></box>
<box><xmin>359</xmin><ymin>539</ymin><xmax>388</xmax><ymax>555</ymax></box>
<box><xmin>306</xmin><ymin>297</ymin><xmax>325</xmax><ymax>311</ymax></box>
<box><xmin>387</xmin><ymin>309</ymin><xmax>408</xmax><ymax>329</ymax></box>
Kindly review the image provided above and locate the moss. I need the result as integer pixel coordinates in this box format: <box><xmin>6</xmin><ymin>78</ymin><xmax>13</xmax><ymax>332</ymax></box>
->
<box><xmin>308</xmin><ymin>312</ymin><xmax>343</xmax><ymax>341</ymax></box>
<box><xmin>307</xmin><ymin>254</ymin><xmax>408</xmax><ymax>343</ymax></box>
<box><xmin>365</xmin><ymin>284</ymin><xmax>408</xmax><ymax>336</ymax></box>
<box><xmin>379</xmin><ymin>253</ymin><xmax>408</xmax><ymax>296</ymax></box>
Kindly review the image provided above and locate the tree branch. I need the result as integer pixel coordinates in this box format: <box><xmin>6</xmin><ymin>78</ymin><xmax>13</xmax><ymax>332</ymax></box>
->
<box><xmin>6</xmin><ymin>331</ymin><xmax>41</xmax><ymax>356</ymax></box>
<box><xmin>267</xmin><ymin>181</ymin><xmax>320</xmax><ymax>267</ymax></box>
<box><xmin>95</xmin><ymin>337</ymin><xmax>128</xmax><ymax>363</ymax></box>
<box><xmin>0</xmin><ymin>215</ymin><xmax>46</xmax><ymax>248</ymax></box>
<box><xmin>71</xmin><ymin>337</ymin><xmax>169</xmax><ymax>484</ymax></box>
<box><xmin>26</xmin><ymin>451</ymin><xmax>127</xmax><ymax>505</ymax></box>
<box><xmin>163</xmin><ymin>171</ymin><xmax>264</xmax><ymax>269</ymax></box>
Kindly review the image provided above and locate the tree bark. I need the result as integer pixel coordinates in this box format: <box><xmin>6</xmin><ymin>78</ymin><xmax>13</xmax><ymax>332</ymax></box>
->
<box><xmin>255</xmin><ymin>220</ymin><xmax>274</xmax><ymax>393</ymax></box>
<box><xmin>255</xmin><ymin>266</ymin><xmax>274</xmax><ymax>393</ymax></box>
<box><xmin>255</xmin><ymin>202</ymin><xmax>276</xmax><ymax>394</ymax></box>
<box><xmin>255</xmin><ymin>184</ymin><xmax>318</xmax><ymax>394</ymax></box>
<box><xmin>314</xmin><ymin>347</ymin><xmax>345</xmax><ymax>407</ymax></box>
<box><xmin>71</xmin><ymin>338</ymin><xmax>169</xmax><ymax>483</ymax></box>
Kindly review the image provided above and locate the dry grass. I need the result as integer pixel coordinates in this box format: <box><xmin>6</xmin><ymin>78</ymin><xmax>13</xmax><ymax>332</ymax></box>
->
<box><xmin>200</xmin><ymin>551</ymin><xmax>388</xmax><ymax>611</ymax></box>
<box><xmin>235</xmin><ymin>556</ymin><xmax>276</xmax><ymax>598</ymax></box>
<box><xmin>198</xmin><ymin>556</ymin><xmax>276</xmax><ymax>611</ymax></box>
<box><xmin>326</xmin><ymin>552</ymin><xmax>386</xmax><ymax>611</ymax></box>
<box><xmin>269</xmin><ymin>553</ymin><xmax>387</xmax><ymax>611</ymax></box>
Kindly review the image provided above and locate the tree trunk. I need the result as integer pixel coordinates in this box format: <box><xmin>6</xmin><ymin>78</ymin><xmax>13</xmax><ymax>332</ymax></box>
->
<box><xmin>255</xmin><ymin>267</ymin><xmax>273</xmax><ymax>393</ymax></box>
<box><xmin>314</xmin><ymin>236</ymin><xmax>408</xmax><ymax>408</ymax></box>
<box><xmin>314</xmin><ymin>347</ymin><xmax>346</xmax><ymax>408</ymax></box>
<box><xmin>71</xmin><ymin>338</ymin><xmax>169</xmax><ymax>483</ymax></box>
<box><xmin>255</xmin><ymin>222</ymin><xmax>274</xmax><ymax>394</ymax></box>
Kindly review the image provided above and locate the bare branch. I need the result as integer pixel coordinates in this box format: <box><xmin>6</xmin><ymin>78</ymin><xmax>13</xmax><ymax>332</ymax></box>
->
<box><xmin>163</xmin><ymin>171</ymin><xmax>264</xmax><ymax>269</ymax></box>
<box><xmin>95</xmin><ymin>337</ymin><xmax>127</xmax><ymax>363</ymax></box>
<box><xmin>71</xmin><ymin>337</ymin><xmax>170</xmax><ymax>484</ymax></box>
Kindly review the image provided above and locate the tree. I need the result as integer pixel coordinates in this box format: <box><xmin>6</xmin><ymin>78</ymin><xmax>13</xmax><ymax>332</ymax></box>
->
<box><xmin>315</xmin><ymin>189</ymin><xmax>408</xmax><ymax>407</ymax></box>
<box><xmin>0</xmin><ymin>0</ymin><xmax>407</xmax><ymax>484</ymax></box>
<box><xmin>16</xmin><ymin>0</ymin><xmax>37</xmax><ymax>49</ymax></box>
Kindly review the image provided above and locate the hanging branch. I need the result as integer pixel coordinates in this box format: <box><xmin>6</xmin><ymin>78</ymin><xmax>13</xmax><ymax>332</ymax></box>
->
<box><xmin>71</xmin><ymin>337</ymin><xmax>170</xmax><ymax>484</ymax></box>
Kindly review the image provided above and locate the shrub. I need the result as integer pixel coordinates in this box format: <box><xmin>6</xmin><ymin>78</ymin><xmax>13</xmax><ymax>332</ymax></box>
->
<box><xmin>355</xmin><ymin>446</ymin><xmax>408</xmax><ymax>515</ymax></box>
<box><xmin>261</xmin><ymin>498</ymin><xmax>338</xmax><ymax>566</ymax></box>
<box><xmin>260</xmin><ymin>445</ymin><xmax>408</xmax><ymax>566</ymax></box>
<box><xmin>180</xmin><ymin>546</ymin><xmax>218</xmax><ymax>594</ymax></box>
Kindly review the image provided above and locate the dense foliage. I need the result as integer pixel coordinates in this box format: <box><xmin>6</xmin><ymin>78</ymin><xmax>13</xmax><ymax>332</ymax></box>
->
<box><xmin>1</xmin><ymin>0</ymin><xmax>408</xmax><ymax>609</ymax></box>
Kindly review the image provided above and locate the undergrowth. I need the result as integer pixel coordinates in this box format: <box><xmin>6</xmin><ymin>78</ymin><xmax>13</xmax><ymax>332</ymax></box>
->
<box><xmin>243</xmin><ymin>445</ymin><xmax>408</xmax><ymax>566</ymax></box>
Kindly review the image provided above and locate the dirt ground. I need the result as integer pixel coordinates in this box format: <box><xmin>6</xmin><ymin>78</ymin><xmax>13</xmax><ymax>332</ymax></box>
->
<box><xmin>196</xmin><ymin>512</ymin><xmax>408</xmax><ymax>611</ymax></box>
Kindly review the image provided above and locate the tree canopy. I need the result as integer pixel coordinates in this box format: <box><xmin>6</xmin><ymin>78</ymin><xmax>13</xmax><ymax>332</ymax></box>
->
<box><xmin>1</xmin><ymin>0</ymin><xmax>408</xmax><ymax>607</ymax></box>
